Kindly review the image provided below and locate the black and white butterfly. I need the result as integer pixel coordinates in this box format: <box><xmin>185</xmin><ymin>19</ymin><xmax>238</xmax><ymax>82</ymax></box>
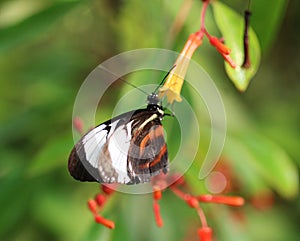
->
<box><xmin>68</xmin><ymin>93</ymin><xmax>169</xmax><ymax>185</ymax></box>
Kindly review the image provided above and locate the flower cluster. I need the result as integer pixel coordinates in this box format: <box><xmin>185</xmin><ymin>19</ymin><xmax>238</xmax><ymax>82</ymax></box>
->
<box><xmin>152</xmin><ymin>174</ymin><xmax>244</xmax><ymax>241</ymax></box>
<box><xmin>87</xmin><ymin>184</ymin><xmax>116</xmax><ymax>229</ymax></box>
<box><xmin>87</xmin><ymin>173</ymin><xmax>245</xmax><ymax>241</ymax></box>
<box><xmin>159</xmin><ymin>0</ymin><xmax>237</xmax><ymax>105</ymax></box>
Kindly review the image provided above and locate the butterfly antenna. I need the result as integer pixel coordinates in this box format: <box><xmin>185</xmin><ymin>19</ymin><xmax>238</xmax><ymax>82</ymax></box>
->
<box><xmin>119</xmin><ymin>77</ymin><xmax>150</xmax><ymax>96</ymax></box>
<box><xmin>153</xmin><ymin>64</ymin><xmax>176</xmax><ymax>93</ymax></box>
<box><xmin>99</xmin><ymin>66</ymin><xmax>150</xmax><ymax>96</ymax></box>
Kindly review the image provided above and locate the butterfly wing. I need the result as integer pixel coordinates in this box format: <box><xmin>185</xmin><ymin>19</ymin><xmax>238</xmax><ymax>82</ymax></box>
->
<box><xmin>68</xmin><ymin>108</ymin><xmax>168</xmax><ymax>184</ymax></box>
<box><xmin>127</xmin><ymin>112</ymin><xmax>168</xmax><ymax>183</ymax></box>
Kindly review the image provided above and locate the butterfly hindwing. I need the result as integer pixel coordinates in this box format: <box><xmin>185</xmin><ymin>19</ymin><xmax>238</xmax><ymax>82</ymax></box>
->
<box><xmin>68</xmin><ymin>107</ymin><xmax>168</xmax><ymax>184</ymax></box>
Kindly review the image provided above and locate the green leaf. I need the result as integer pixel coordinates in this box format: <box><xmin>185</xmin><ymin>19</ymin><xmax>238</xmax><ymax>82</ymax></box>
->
<box><xmin>0</xmin><ymin>1</ymin><xmax>80</xmax><ymax>53</ymax></box>
<box><xmin>225</xmin><ymin>132</ymin><xmax>298</xmax><ymax>199</ymax></box>
<box><xmin>251</xmin><ymin>0</ymin><xmax>288</xmax><ymax>52</ymax></box>
<box><xmin>212</xmin><ymin>1</ymin><xmax>261</xmax><ymax>91</ymax></box>
<box><xmin>241</xmin><ymin>133</ymin><xmax>298</xmax><ymax>199</ymax></box>
<box><xmin>27</xmin><ymin>135</ymin><xmax>73</xmax><ymax>177</ymax></box>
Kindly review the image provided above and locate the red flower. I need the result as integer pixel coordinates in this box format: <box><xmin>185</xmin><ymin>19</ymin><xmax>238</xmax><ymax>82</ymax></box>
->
<box><xmin>86</xmin><ymin>184</ymin><xmax>116</xmax><ymax>229</ymax></box>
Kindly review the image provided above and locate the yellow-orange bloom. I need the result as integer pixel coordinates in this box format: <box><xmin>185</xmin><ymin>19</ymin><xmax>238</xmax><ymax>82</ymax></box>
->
<box><xmin>159</xmin><ymin>33</ymin><xmax>202</xmax><ymax>104</ymax></box>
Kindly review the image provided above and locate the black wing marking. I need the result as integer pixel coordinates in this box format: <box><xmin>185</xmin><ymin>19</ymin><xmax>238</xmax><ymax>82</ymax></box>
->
<box><xmin>68</xmin><ymin>123</ymin><xmax>109</xmax><ymax>182</ymax></box>
<box><xmin>68</xmin><ymin>145</ymin><xmax>97</xmax><ymax>181</ymax></box>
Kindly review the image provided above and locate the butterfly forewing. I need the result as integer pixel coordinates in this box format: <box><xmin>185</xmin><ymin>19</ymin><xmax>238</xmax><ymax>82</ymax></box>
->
<box><xmin>68</xmin><ymin>106</ymin><xmax>168</xmax><ymax>184</ymax></box>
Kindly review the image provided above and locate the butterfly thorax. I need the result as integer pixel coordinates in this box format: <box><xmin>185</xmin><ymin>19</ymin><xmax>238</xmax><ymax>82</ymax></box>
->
<box><xmin>146</xmin><ymin>104</ymin><xmax>163</xmax><ymax>117</ymax></box>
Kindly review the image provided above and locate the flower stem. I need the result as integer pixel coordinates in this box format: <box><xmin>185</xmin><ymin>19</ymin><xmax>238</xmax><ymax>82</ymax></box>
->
<box><xmin>200</xmin><ymin>0</ymin><xmax>210</xmax><ymax>32</ymax></box>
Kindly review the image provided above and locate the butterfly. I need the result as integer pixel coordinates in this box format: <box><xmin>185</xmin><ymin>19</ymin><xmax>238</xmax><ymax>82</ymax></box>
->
<box><xmin>68</xmin><ymin>92</ymin><xmax>169</xmax><ymax>185</ymax></box>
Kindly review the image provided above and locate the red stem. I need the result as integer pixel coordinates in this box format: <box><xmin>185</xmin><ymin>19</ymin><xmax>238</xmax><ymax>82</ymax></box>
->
<box><xmin>200</xmin><ymin>0</ymin><xmax>210</xmax><ymax>33</ymax></box>
<box><xmin>195</xmin><ymin>204</ymin><xmax>208</xmax><ymax>228</ymax></box>
<box><xmin>169</xmin><ymin>186</ymin><xmax>187</xmax><ymax>200</ymax></box>
<box><xmin>203</xmin><ymin>28</ymin><xmax>212</xmax><ymax>39</ymax></box>
<box><xmin>170</xmin><ymin>187</ymin><xmax>208</xmax><ymax>227</ymax></box>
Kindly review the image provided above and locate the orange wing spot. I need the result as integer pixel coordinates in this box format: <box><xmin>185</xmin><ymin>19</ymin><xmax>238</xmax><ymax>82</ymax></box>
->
<box><xmin>138</xmin><ymin>144</ymin><xmax>167</xmax><ymax>170</ymax></box>
<box><xmin>139</xmin><ymin>132</ymin><xmax>152</xmax><ymax>151</ymax></box>
<box><xmin>139</xmin><ymin>125</ymin><xmax>165</xmax><ymax>158</ymax></box>
<box><xmin>149</xmin><ymin>144</ymin><xmax>167</xmax><ymax>168</ymax></box>
<box><xmin>154</xmin><ymin>125</ymin><xmax>164</xmax><ymax>138</ymax></box>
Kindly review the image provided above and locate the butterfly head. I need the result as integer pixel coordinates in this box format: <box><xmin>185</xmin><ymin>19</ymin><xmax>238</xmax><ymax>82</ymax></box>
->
<box><xmin>147</xmin><ymin>93</ymin><xmax>160</xmax><ymax>106</ymax></box>
<box><xmin>146</xmin><ymin>93</ymin><xmax>165</xmax><ymax>118</ymax></box>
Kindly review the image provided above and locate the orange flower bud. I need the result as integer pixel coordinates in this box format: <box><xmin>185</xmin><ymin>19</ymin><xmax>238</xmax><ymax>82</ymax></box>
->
<box><xmin>153</xmin><ymin>202</ymin><xmax>163</xmax><ymax>227</ymax></box>
<box><xmin>198</xmin><ymin>227</ymin><xmax>213</xmax><ymax>241</ymax></box>
<box><xmin>206</xmin><ymin>35</ymin><xmax>236</xmax><ymax>68</ymax></box>
<box><xmin>101</xmin><ymin>184</ymin><xmax>115</xmax><ymax>195</ymax></box>
<box><xmin>87</xmin><ymin>199</ymin><xmax>98</xmax><ymax>213</ymax></box>
<box><xmin>73</xmin><ymin>117</ymin><xmax>84</xmax><ymax>135</ymax></box>
<box><xmin>197</xmin><ymin>194</ymin><xmax>245</xmax><ymax>206</ymax></box>
<box><xmin>95</xmin><ymin>194</ymin><xmax>106</xmax><ymax>207</ymax></box>
<box><xmin>153</xmin><ymin>185</ymin><xmax>162</xmax><ymax>200</ymax></box>
<box><xmin>209</xmin><ymin>36</ymin><xmax>231</xmax><ymax>55</ymax></box>
<box><xmin>95</xmin><ymin>214</ymin><xmax>115</xmax><ymax>229</ymax></box>
<box><xmin>185</xmin><ymin>195</ymin><xmax>199</xmax><ymax>208</ymax></box>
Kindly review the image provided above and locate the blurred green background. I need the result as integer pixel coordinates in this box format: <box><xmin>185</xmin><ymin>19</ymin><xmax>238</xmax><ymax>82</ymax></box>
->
<box><xmin>0</xmin><ymin>0</ymin><xmax>299</xmax><ymax>241</ymax></box>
